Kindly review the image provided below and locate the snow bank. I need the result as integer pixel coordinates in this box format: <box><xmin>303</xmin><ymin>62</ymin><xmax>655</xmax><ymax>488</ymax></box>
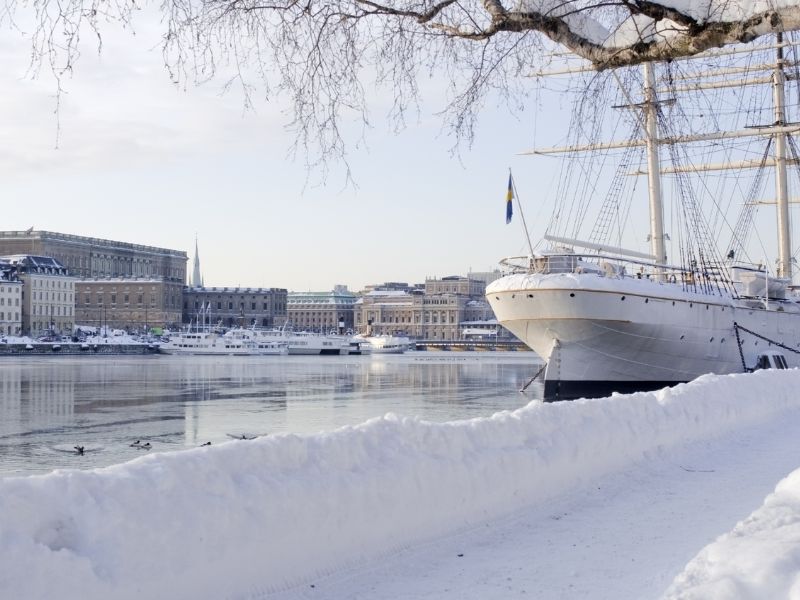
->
<box><xmin>4</xmin><ymin>370</ymin><xmax>800</xmax><ymax>599</ymax></box>
<box><xmin>664</xmin><ymin>466</ymin><xmax>800</xmax><ymax>600</ymax></box>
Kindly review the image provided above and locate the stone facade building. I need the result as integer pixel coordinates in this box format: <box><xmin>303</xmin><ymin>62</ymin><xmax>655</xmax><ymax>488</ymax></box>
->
<box><xmin>424</xmin><ymin>275</ymin><xmax>485</xmax><ymax>297</ymax></box>
<box><xmin>0</xmin><ymin>230</ymin><xmax>188</xmax><ymax>332</ymax></box>
<box><xmin>354</xmin><ymin>276</ymin><xmax>497</xmax><ymax>340</ymax></box>
<box><xmin>182</xmin><ymin>287</ymin><xmax>288</xmax><ymax>328</ymax></box>
<box><xmin>287</xmin><ymin>286</ymin><xmax>357</xmax><ymax>332</ymax></box>
<box><xmin>0</xmin><ymin>256</ymin><xmax>75</xmax><ymax>337</ymax></box>
<box><xmin>0</xmin><ymin>230</ymin><xmax>187</xmax><ymax>283</ymax></box>
<box><xmin>75</xmin><ymin>278</ymin><xmax>184</xmax><ymax>331</ymax></box>
<box><xmin>0</xmin><ymin>265</ymin><xmax>22</xmax><ymax>336</ymax></box>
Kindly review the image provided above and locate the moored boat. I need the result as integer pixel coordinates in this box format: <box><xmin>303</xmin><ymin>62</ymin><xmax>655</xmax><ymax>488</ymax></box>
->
<box><xmin>353</xmin><ymin>334</ymin><xmax>411</xmax><ymax>354</ymax></box>
<box><xmin>159</xmin><ymin>329</ymin><xmax>287</xmax><ymax>356</ymax></box>
<box><xmin>242</xmin><ymin>327</ymin><xmax>352</xmax><ymax>355</ymax></box>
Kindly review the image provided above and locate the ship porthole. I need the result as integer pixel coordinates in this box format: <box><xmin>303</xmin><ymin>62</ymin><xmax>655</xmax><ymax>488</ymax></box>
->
<box><xmin>706</xmin><ymin>305</ymin><xmax>709</xmax><ymax>310</ymax></box>
<box><xmin>680</xmin><ymin>335</ymin><xmax>685</xmax><ymax>340</ymax></box>
<box><xmin>569</xmin><ymin>293</ymin><xmax>575</xmax><ymax>298</ymax></box>
<box><xmin>495</xmin><ymin>297</ymin><xmax>499</xmax><ymax>301</ymax></box>
<box><xmin>672</xmin><ymin>301</ymin><xmax>675</xmax><ymax>306</ymax></box>
<box><xmin>709</xmin><ymin>337</ymin><xmax>714</xmax><ymax>343</ymax></box>
<box><xmin>621</xmin><ymin>296</ymin><xmax>626</xmax><ymax>301</ymax></box>
<box><xmin>645</xmin><ymin>298</ymin><xmax>649</xmax><ymax>303</ymax></box>
<box><xmin>721</xmin><ymin>338</ymin><xmax>725</xmax><ymax>343</ymax></box>
<box><xmin>527</xmin><ymin>294</ymin><xmax>533</xmax><ymax>298</ymax></box>
<box><xmin>689</xmin><ymin>303</ymin><xmax>693</xmax><ymax>308</ymax></box>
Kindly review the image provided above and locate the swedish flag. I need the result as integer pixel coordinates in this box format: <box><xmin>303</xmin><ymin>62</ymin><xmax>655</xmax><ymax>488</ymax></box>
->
<box><xmin>506</xmin><ymin>173</ymin><xmax>513</xmax><ymax>224</ymax></box>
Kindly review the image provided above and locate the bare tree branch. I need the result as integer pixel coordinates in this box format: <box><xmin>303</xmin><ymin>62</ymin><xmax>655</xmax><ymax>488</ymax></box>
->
<box><xmin>4</xmin><ymin>0</ymin><xmax>800</xmax><ymax>172</ymax></box>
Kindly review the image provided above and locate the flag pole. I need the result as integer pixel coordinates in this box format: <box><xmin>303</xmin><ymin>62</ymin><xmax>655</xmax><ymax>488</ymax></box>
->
<box><xmin>510</xmin><ymin>168</ymin><xmax>536</xmax><ymax>258</ymax></box>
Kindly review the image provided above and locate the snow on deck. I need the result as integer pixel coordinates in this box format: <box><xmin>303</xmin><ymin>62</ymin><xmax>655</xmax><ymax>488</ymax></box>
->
<box><xmin>3</xmin><ymin>370</ymin><xmax>800</xmax><ymax>599</ymax></box>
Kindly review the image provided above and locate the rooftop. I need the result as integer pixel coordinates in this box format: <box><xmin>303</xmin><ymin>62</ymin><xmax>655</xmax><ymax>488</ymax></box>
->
<box><xmin>0</xmin><ymin>230</ymin><xmax>187</xmax><ymax>259</ymax></box>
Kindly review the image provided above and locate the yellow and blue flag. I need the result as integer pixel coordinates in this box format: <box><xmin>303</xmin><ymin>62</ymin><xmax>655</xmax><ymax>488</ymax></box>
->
<box><xmin>505</xmin><ymin>173</ymin><xmax>514</xmax><ymax>224</ymax></box>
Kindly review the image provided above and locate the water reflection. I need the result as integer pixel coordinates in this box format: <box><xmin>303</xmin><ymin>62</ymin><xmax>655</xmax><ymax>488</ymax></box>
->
<box><xmin>0</xmin><ymin>353</ymin><xmax>542</xmax><ymax>476</ymax></box>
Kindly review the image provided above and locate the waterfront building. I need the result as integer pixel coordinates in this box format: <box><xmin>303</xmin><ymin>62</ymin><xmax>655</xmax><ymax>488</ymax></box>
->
<box><xmin>355</xmin><ymin>276</ymin><xmax>496</xmax><ymax>340</ymax></box>
<box><xmin>287</xmin><ymin>285</ymin><xmax>357</xmax><ymax>332</ymax></box>
<box><xmin>424</xmin><ymin>275</ymin><xmax>486</xmax><ymax>297</ymax></box>
<box><xmin>182</xmin><ymin>287</ymin><xmax>288</xmax><ymax>328</ymax></box>
<box><xmin>0</xmin><ymin>264</ymin><xmax>22</xmax><ymax>336</ymax></box>
<box><xmin>355</xmin><ymin>289</ymin><xmax>417</xmax><ymax>337</ymax></box>
<box><xmin>361</xmin><ymin>281</ymin><xmax>423</xmax><ymax>294</ymax></box>
<box><xmin>76</xmin><ymin>278</ymin><xmax>184</xmax><ymax>331</ymax></box>
<box><xmin>0</xmin><ymin>230</ymin><xmax>188</xmax><ymax>283</ymax></box>
<box><xmin>0</xmin><ymin>256</ymin><xmax>75</xmax><ymax>337</ymax></box>
<box><xmin>414</xmin><ymin>292</ymin><xmax>469</xmax><ymax>340</ymax></box>
<box><xmin>0</xmin><ymin>230</ymin><xmax>188</xmax><ymax>331</ymax></box>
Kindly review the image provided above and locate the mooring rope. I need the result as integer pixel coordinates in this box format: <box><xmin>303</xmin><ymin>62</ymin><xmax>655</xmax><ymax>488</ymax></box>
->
<box><xmin>520</xmin><ymin>362</ymin><xmax>547</xmax><ymax>393</ymax></box>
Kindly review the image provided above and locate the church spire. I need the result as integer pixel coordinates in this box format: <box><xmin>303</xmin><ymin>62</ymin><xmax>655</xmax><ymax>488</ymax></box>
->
<box><xmin>191</xmin><ymin>235</ymin><xmax>203</xmax><ymax>288</ymax></box>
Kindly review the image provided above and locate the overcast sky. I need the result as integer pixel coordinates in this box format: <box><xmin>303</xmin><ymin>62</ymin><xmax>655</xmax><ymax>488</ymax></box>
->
<box><xmin>3</xmin><ymin>9</ymin><xmax>789</xmax><ymax>292</ymax></box>
<box><xmin>0</xmin><ymin>10</ymin><xmax>575</xmax><ymax>292</ymax></box>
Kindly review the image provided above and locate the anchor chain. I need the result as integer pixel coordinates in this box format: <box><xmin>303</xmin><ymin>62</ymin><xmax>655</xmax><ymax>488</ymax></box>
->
<box><xmin>733</xmin><ymin>321</ymin><xmax>800</xmax><ymax>372</ymax></box>
<box><xmin>733</xmin><ymin>322</ymin><xmax>748</xmax><ymax>372</ymax></box>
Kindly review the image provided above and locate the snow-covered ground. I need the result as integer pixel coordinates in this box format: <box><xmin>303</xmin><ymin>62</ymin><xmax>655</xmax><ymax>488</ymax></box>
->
<box><xmin>3</xmin><ymin>369</ymin><xmax>800</xmax><ymax>599</ymax></box>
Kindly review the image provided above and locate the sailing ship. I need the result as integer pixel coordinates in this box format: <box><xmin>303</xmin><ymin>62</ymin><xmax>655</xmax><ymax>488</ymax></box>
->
<box><xmin>487</xmin><ymin>35</ymin><xmax>800</xmax><ymax>400</ymax></box>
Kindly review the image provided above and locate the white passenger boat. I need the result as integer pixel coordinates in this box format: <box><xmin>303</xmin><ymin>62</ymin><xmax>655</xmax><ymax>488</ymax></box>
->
<box><xmin>353</xmin><ymin>334</ymin><xmax>410</xmax><ymax>354</ymax></box>
<box><xmin>159</xmin><ymin>330</ymin><xmax>287</xmax><ymax>356</ymax></box>
<box><xmin>240</xmin><ymin>327</ymin><xmax>351</xmax><ymax>355</ymax></box>
<box><xmin>487</xmin><ymin>38</ymin><xmax>800</xmax><ymax>400</ymax></box>
<box><xmin>348</xmin><ymin>338</ymin><xmax>372</xmax><ymax>355</ymax></box>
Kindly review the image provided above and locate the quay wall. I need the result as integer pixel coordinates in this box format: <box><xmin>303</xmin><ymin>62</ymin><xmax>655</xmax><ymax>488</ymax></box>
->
<box><xmin>0</xmin><ymin>344</ymin><xmax>158</xmax><ymax>356</ymax></box>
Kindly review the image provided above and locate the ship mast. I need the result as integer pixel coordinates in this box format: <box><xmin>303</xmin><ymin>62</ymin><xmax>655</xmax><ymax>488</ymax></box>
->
<box><xmin>773</xmin><ymin>32</ymin><xmax>793</xmax><ymax>279</ymax></box>
<box><xmin>643</xmin><ymin>62</ymin><xmax>667</xmax><ymax>275</ymax></box>
<box><xmin>526</xmin><ymin>40</ymin><xmax>799</xmax><ymax>281</ymax></box>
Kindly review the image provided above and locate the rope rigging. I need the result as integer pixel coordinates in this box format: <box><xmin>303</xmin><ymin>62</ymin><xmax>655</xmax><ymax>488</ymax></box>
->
<box><xmin>727</xmin><ymin>138</ymin><xmax>773</xmax><ymax>264</ymax></box>
<box><xmin>658</xmin><ymin>109</ymin><xmax>735</xmax><ymax>296</ymax></box>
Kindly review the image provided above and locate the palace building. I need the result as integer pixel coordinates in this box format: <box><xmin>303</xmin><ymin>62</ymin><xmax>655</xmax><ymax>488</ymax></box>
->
<box><xmin>0</xmin><ymin>230</ymin><xmax>188</xmax><ymax>332</ymax></box>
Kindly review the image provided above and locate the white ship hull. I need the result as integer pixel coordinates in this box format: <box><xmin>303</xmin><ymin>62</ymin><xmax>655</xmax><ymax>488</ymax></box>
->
<box><xmin>487</xmin><ymin>272</ymin><xmax>800</xmax><ymax>400</ymax></box>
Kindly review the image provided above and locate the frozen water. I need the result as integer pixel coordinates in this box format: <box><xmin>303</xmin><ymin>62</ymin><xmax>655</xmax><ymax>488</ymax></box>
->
<box><xmin>0</xmin><ymin>352</ymin><xmax>540</xmax><ymax>476</ymax></box>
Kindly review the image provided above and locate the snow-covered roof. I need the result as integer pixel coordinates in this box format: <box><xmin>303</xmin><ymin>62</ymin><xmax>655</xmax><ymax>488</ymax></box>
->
<box><xmin>365</xmin><ymin>290</ymin><xmax>410</xmax><ymax>297</ymax></box>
